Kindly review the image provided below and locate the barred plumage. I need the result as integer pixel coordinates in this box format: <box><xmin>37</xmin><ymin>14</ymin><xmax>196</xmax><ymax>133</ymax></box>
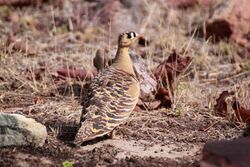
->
<box><xmin>75</xmin><ymin>32</ymin><xmax>142</xmax><ymax>145</ymax></box>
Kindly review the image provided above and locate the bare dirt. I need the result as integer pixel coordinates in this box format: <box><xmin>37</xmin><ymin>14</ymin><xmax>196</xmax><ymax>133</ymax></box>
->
<box><xmin>0</xmin><ymin>0</ymin><xmax>249</xmax><ymax>167</ymax></box>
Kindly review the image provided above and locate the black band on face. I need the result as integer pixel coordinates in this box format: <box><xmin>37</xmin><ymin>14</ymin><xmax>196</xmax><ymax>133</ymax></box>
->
<box><xmin>132</xmin><ymin>32</ymin><xmax>136</xmax><ymax>37</ymax></box>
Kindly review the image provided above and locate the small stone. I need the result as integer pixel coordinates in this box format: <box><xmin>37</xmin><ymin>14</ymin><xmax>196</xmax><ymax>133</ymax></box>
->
<box><xmin>0</xmin><ymin>113</ymin><xmax>47</xmax><ymax>147</ymax></box>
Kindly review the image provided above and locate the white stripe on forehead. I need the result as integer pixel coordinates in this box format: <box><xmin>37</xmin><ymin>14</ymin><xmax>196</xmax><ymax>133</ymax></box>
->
<box><xmin>127</xmin><ymin>32</ymin><xmax>136</xmax><ymax>38</ymax></box>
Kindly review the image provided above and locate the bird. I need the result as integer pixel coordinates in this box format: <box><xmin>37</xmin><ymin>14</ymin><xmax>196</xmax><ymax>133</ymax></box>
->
<box><xmin>74</xmin><ymin>32</ymin><xmax>142</xmax><ymax>145</ymax></box>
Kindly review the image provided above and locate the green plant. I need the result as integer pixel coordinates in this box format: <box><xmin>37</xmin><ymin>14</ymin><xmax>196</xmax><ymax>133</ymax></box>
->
<box><xmin>243</xmin><ymin>64</ymin><xmax>250</xmax><ymax>71</ymax></box>
<box><xmin>62</xmin><ymin>160</ymin><xmax>73</xmax><ymax>167</ymax></box>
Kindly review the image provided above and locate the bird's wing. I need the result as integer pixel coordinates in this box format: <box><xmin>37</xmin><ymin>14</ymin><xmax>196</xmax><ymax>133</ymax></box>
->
<box><xmin>75</xmin><ymin>67</ymin><xmax>139</xmax><ymax>144</ymax></box>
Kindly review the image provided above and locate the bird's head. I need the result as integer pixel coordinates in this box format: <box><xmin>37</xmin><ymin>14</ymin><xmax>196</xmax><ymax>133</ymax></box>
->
<box><xmin>118</xmin><ymin>31</ymin><xmax>142</xmax><ymax>47</ymax></box>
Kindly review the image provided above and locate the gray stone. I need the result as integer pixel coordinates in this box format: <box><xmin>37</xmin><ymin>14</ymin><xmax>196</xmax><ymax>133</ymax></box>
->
<box><xmin>130</xmin><ymin>52</ymin><xmax>157</xmax><ymax>101</ymax></box>
<box><xmin>0</xmin><ymin>113</ymin><xmax>47</xmax><ymax>147</ymax></box>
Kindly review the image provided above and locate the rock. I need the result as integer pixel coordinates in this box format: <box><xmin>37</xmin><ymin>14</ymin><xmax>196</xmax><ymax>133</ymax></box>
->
<box><xmin>201</xmin><ymin>138</ymin><xmax>250</xmax><ymax>167</ymax></box>
<box><xmin>130</xmin><ymin>52</ymin><xmax>157</xmax><ymax>102</ymax></box>
<box><xmin>205</xmin><ymin>0</ymin><xmax>250</xmax><ymax>47</ymax></box>
<box><xmin>0</xmin><ymin>113</ymin><xmax>47</xmax><ymax>147</ymax></box>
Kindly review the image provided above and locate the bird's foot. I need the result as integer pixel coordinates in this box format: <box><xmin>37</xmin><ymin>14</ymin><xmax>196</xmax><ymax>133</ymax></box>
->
<box><xmin>74</xmin><ymin>139</ymin><xmax>83</xmax><ymax>146</ymax></box>
<box><xmin>109</xmin><ymin>130</ymin><xmax>120</xmax><ymax>140</ymax></box>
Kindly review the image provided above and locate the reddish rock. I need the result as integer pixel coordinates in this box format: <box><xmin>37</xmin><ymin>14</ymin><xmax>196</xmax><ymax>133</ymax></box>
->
<box><xmin>201</xmin><ymin>138</ymin><xmax>250</xmax><ymax>167</ymax></box>
<box><xmin>205</xmin><ymin>0</ymin><xmax>250</xmax><ymax>47</ymax></box>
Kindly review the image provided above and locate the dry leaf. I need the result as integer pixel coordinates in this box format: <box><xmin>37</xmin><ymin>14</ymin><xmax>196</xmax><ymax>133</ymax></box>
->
<box><xmin>57</xmin><ymin>68</ymin><xmax>96</xmax><ymax>80</ymax></box>
<box><xmin>214</xmin><ymin>91</ymin><xmax>250</xmax><ymax>124</ymax></box>
<box><xmin>154</xmin><ymin>50</ymin><xmax>192</xmax><ymax>108</ymax></box>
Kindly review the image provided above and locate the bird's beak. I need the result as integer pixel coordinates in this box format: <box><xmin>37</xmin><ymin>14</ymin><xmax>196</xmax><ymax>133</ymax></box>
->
<box><xmin>135</xmin><ymin>33</ymin><xmax>142</xmax><ymax>38</ymax></box>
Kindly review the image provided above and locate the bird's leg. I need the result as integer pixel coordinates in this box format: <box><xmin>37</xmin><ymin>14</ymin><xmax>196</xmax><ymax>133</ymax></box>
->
<box><xmin>109</xmin><ymin>129</ymin><xmax>119</xmax><ymax>140</ymax></box>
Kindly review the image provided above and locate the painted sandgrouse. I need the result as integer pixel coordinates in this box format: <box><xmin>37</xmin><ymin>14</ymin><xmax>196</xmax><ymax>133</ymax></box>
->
<box><xmin>75</xmin><ymin>32</ymin><xmax>142</xmax><ymax>145</ymax></box>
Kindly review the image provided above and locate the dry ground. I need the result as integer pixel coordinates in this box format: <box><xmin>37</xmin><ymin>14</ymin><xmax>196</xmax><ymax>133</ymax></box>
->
<box><xmin>0</xmin><ymin>1</ymin><xmax>250</xmax><ymax>166</ymax></box>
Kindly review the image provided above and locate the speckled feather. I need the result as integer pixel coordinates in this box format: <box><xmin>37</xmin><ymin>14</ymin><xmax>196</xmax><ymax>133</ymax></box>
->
<box><xmin>75</xmin><ymin>66</ymin><xmax>139</xmax><ymax>144</ymax></box>
<box><xmin>74</xmin><ymin>31</ymin><xmax>142</xmax><ymax>145</ymax></box>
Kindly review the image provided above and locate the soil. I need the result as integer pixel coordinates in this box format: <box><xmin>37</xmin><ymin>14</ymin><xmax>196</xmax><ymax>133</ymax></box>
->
<box><xmin>0</xmin><ymin>97</ymin><xmax>244</xmax><ymax>167</ymax></box>
<box><xmin>0</xmin><ymin>1</ymin><xmax>249</xmax><ymax>167</ymax></box>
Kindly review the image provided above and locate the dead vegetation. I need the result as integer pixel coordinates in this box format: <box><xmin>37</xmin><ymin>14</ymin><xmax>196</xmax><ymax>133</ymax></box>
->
<box><xmin>0</xmin><ymin>0</ymin><xmax>250</xmax><ymax>166</ymax></box>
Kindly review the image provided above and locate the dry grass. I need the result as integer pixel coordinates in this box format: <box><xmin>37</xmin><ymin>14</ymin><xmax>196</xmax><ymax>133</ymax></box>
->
<box><xmin>0</xmin><ymin>0</ymin><xmax>249</xmax><ymax>131</ymax></box>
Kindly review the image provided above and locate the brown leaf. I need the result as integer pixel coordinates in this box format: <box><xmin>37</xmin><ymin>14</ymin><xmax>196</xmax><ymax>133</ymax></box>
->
<box><xmin>214</xmin><ymin>91</ymin><xmax>234</xmax><ymax>117</ymax></box>
<box><xmin>214</xmin><ymin>91</ymin><xmax>250</xmax><ymax>124</ymax></box>
<box><xmin>232</xmin><ymin>100</ymin><xmax>250</xmax><ymax>124</ymax></box>
<box><xmin>154</xmin><ymin>50</ymin><xmax>192</xmax><ymax>88</ymax></box>
<box><xmin>133</xmin><ymin>105</ymin><xmax>142</xmax><ymax>112</ymax></box>
<box><xmin>155</xmin><ymin>87</ymin><xmax>172</xmax><ymax>108</ymax></box>
<box><xmin>154</xmin><ymin>50</ymin><xmax>192</xmax><ymax>108</ymax></box>
<box><xmin>57</xmin><ymin>68</ymin><xmax>96</xmax><ymax>80</ymax></box>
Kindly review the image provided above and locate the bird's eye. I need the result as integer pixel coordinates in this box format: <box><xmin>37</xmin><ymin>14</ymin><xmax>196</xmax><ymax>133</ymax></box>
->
<box><xmin>127</xmin><ymin>33</ymin><xmax>132</xmax><ymax>39</ymax></box>
<box><xmin>127</xmin><ymin>32</ymin><xmax>136</xmax><ymax>39</ymax></box>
